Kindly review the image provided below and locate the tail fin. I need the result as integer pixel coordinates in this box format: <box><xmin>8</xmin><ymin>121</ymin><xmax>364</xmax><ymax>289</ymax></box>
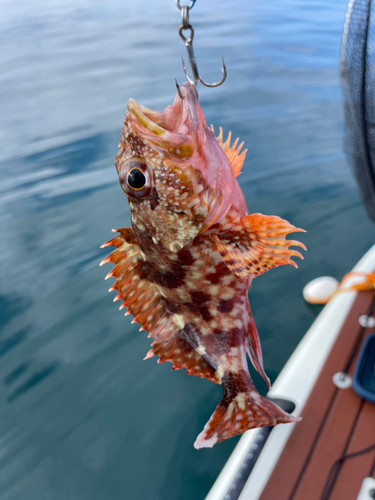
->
<box><xmin>194</xmin><ymin>370</ymin><xmax>300</xmax><ymax>449</ymax></box>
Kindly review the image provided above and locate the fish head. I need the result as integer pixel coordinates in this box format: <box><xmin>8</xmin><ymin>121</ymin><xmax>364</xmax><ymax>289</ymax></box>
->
<box><xmin>115</xmin><ymin>83</ymin><xmax>241</xmax><ymax>253</ymax></box>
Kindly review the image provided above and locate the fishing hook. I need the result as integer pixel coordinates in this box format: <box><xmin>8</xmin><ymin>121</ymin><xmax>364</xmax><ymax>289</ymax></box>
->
<box><xmin>175</xmin><ymin>0</ymin><xmax>196</xmax><ymax>10</ymax></box>
<box><xmin>175</xmin><ymin>79</ymin><xmax>184</xmax><ymax>99</ymax></box>
<box><xmin>176</xmin><ymin>3</ymin><xmax>227</xmax><ymax>88</ymax></box>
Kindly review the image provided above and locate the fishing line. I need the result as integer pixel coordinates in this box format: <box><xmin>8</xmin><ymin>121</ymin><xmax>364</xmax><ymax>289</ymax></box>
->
<box><xmin>175</xmin><ymin>0</ymin><xmax>227</xmax><ymax>87</ymax></box>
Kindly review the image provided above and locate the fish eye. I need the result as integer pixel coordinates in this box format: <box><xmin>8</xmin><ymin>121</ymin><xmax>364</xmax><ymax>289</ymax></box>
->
<box><xmin>127</xmin><ymin>168</ymin><xmax>146</xmax><ymax>190</ymax></box>
<box><xmin>119</xmin><ymin>160</ymin><xmax>152</xmax><ymax>197</ymax></box>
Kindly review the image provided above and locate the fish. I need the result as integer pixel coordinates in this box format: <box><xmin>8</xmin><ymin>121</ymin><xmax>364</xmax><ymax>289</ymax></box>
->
<box><xmin>101</xmin><ymin>83</ymin><xmax>305</xmax><ymax>448</ymax></box>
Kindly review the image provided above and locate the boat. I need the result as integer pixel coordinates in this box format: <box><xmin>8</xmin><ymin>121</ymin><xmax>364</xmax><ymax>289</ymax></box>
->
<box><xmin>206</xmin><ymin>244</ymin><xmax>375</xmax><ymax>500</ymax></box>
<box><xmin>206</xmin><ymin>0</ymin><xmax>375</xmax><ymax>498</ymax></box>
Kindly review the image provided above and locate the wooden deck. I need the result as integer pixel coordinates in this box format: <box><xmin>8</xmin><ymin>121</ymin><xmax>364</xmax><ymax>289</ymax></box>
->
<box><xmin>259</xmin><ymin>290</ymin><xmax>375</xmax><ymax>500</ymax></box>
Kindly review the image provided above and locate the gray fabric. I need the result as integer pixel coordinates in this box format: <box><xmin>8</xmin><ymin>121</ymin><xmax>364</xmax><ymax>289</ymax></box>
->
<box><xmin>341</xmin><ymin>0</ymin><xmax>375</xmax><ymax>222</ymax></box>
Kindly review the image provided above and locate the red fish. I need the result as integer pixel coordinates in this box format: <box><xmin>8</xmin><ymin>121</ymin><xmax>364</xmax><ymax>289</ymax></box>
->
<box><xmin>101</xmin><ymin>83</ymin><xmax>305</xmax><ymax>448</ymax></box>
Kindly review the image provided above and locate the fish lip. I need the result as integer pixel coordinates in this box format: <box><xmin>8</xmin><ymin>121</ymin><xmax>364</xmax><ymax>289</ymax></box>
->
<box><xmin>127</xmin><ymin>99</ymin><xmax>166</xmax><ymax>136</ymax></box>
<box><xmin>126</xmin><ymin>93</ymin><xmax>194</xmax><ymax>159</ymax></box>
<box><xmin>127</xmin><ymin>83</ymin><xmax>197</xmax><ymax>136</ymax></box>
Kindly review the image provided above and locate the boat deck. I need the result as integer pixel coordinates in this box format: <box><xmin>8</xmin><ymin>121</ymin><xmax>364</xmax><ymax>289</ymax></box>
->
<box><xmin>259</xmin><ymin>290</ymin><xmax>375</xmax><ymax>500</ymax></box>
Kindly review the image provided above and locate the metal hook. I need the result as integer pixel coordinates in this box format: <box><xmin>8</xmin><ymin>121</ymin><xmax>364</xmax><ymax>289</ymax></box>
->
<box><xmin>178</xmin><ymin>22</ymin><xmax>227</xmax><ymax>88</ymax></box>
<box><xmin>176</xmin><ymin>0</ymin><xmax>196</xmax><ymax>10</ymax></box>
<box><xmin>175</xmin><ymin>79</ymin><xmax>184</xmax><ymax>99</ymax></box>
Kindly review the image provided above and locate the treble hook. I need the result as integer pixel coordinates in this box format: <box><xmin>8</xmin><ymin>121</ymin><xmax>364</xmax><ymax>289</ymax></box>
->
<box><xmin>177</xmin><ymin>4</ymin><xmax>227</xmax><ymax>88</ymax></box>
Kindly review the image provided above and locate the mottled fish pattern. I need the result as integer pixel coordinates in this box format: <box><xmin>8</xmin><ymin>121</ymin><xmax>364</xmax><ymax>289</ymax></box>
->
<box><xmin>101</xmin><ymin>83</ymin><xmax>305</xmax><ymax>448</ymax></box>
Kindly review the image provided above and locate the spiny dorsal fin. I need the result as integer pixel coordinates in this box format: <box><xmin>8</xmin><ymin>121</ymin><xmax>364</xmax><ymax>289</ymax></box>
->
<box><xmin>211</xmin><ymin>125</ymin><xmax>247</xmax><ymax>177</ymax></box>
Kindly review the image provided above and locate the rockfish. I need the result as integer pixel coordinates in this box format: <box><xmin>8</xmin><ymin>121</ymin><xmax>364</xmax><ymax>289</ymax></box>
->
<box><xmin>101</xmin><ymin>83</ymin><xmax>305</xmax><ymax>448</ymax></box>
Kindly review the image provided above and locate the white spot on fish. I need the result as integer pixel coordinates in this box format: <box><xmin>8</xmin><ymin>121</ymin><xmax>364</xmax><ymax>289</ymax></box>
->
<box><xmin>209</xmin><ymin>285</ymin><xmax>220</xmax><ymax>296</ymax></box>
<box><xmin>250</xmin><ymin>391</ymin><xmax>262</xmax><ymax>406</ymax></box>
<box><xmin>191</xmin><ymin>272</ymin><xmax>203</xmax><ymax>279</ymax></box>
<box><xmin>173</xmin><ymin>314</ymin><xmax>185</xmax><ymax>329</ymax></box>
<box><xmin>196</xmin><ymin>345</ymin><xmax>206</xmax><ymax>356</ymax></box>
<box><xmin>235</xmin><ymin>393</ymin><xmax>246</xmax><ymax>410</ymax></box>
<box><xmin>227</xmin><ymin>402</ymin><xmax>235</xmax><ymax>418</ymax></box>
<box><xmin>216</xmin><ymin>365</ymin><xmax>224</xmax><ymax>382</ymax></box>
<box><xmin>221</xmin><ymin>289</ymin><xmax>235</xmax><ymax>300</ymax></box>
<box><xmin>170</xmin><ymin>241</ymin><xmax>183</xmax><ymax>253</ymax></box>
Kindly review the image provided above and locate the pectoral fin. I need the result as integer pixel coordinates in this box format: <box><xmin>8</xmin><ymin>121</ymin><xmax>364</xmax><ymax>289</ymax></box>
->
<box><xmin>214</xmin><ymin>213</ymin><xmax>306</xmax><ymax>278</ymax></box>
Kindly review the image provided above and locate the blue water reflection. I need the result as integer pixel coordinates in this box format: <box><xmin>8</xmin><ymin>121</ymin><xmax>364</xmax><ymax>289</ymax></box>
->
<box><xmin>0</xmin><ymin>0</ymin><xmax>373</xmax><ymax>499</ymax></box>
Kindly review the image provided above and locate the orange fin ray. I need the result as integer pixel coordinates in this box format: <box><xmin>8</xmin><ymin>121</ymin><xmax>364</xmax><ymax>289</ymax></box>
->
<box><xmin>214</xmin><ymin>213</ymin><xmax>306</xmax><ymax>278</ymax></box>
<box><xmin>101</xmin><ymin>227</ymin><xmax>218</xmax><ymax>381</ymax></box>
<box><xmin>150</xmin><ymin>332</ymin><xmax>219</xmax><ymax>383</ymax></box>
<box><xmin>255</xmin><ymin>237</ymin><xmax>306</xmax><ymax>250</ymax></box>
<box><xmin>211</xmin><ymin>125</ymin><xmax>247</xmax><ymax>177</ymax></box>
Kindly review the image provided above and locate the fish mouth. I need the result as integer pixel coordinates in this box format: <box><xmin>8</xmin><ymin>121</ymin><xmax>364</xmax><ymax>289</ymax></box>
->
<box><xmin>126</xmin><ymin>84</ymin><xmax>201</xmax><ymax>159</ymax></box>
<box><xmin>127</xmin><ymin>100</ymin><xmax>166</xmax><ymax>137</ymax></box>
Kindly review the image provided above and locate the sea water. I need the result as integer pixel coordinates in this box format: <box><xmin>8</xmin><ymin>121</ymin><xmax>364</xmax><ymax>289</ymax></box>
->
<box><xmin>0</xmin><ymin>0</ymin><xmax>373</xmax><ymax>498</ymax></box>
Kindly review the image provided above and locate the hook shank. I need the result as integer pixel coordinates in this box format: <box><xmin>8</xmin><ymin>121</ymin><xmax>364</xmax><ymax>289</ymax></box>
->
<box><xmin>177</xmin><ymin>18</ymin><xmax>227</xmax><ymax>88</ymax></box>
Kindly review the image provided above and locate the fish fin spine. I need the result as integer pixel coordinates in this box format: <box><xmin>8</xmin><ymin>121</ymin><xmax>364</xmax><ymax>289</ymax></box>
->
<box><xmin>211</xmin><ymin>125</ymin><xmax>247</xmax><ymax>178</ymax></box>
<box><xmin>150</xmin><ymin>325</ymin><xmax>220</xmax><ymax>384</ymax></box>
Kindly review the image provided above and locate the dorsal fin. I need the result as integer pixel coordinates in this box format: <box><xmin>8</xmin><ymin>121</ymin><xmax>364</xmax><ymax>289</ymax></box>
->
<box><xmin>100</xmin><ymin>228</ymin><xmax>219</xmax><ymax>383</ymax></box>
<box><xmin>211</xmin><ymin>125</ymin><xmax>247</xmax><ymax>177</ymax></box>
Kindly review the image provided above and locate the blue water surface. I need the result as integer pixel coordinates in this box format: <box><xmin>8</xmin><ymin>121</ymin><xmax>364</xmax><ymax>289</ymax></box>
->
<box><xmin>0</xmin><ymin>0</ymin><xmax>373</xmax><ymax>499</ymax></box>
